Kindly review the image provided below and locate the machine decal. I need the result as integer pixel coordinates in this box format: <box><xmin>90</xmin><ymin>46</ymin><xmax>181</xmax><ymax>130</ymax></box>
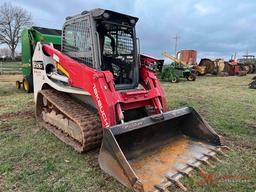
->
<box><xmin>33</xmin><ymin>61</ymin><xmax>44</xmax><ymax>70</ymax></box>
<box><xmin>93</xmin><ymin>83</ymin><xmax>110</xmax><ymax>128</ymax></box>
<box><xmin>119</xmin><ymin>121</ymin><xmax>144</xmax><ymax>131</ymax></box>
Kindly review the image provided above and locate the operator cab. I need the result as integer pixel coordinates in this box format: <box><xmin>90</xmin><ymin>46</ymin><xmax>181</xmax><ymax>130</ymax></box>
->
<box><xmin>62</xmin><ymin>9</ymin><xmax>139</xmax><ymax>90</ymax></box>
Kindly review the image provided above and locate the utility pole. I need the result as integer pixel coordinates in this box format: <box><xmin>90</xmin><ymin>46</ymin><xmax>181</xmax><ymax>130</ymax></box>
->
<box><xmin>234</xmin><ymin>52</ymin><xmax>237</xmax><ymax>60</ymax></box>
<box><xmin>173</xmin><ymin>34</ymin><xmax>180</xmax><ymax>58</ymax></box>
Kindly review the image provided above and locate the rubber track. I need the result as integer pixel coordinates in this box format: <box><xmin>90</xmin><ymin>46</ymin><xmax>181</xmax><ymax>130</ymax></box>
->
<box><xmin>37</xmin><ymin>89</ymin><xmax>103</xmax><ymax>152</ymax></box>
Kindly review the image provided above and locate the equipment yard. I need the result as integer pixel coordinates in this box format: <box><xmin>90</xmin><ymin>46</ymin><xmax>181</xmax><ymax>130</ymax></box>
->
<box><xmin>0</xmin><ymin>74</ymin><xmax>255</xmax><ymax>192</ymax></box>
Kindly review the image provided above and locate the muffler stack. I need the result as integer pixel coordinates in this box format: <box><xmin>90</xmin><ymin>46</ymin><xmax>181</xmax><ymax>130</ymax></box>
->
<box><xmin>99</xmin><ymin>107</ymin><xmax>227</xmax><ymax>192</ymax></box>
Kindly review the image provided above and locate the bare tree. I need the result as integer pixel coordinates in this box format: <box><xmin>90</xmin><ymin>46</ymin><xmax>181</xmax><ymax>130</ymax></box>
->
<box><xmin>0</xmin><ymin>2</ymin><xmax>32</xmax><ymax>60</ymax></box>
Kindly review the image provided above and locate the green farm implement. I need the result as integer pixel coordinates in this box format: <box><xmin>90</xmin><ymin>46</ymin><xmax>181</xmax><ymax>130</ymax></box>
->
<box><xmin>159</xmin><ymin>52</ymin><xmax>196</xmax><ymax>83</ymax></box>
<box><xmin>16</xmin><ymin>26</ymin><xmax>61</xmax><ymax>92</ymax></box>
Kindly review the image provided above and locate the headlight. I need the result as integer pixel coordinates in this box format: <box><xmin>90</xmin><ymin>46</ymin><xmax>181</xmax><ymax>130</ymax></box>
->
<box><xmin>130</xmin><ymin>19</ymin><xmax>136</xmax><ymax>24</ymax></box>
<box><xmin>103</xmin><ymin>12</ymin><xmax>110</xmax><ymax>19</ymax></box>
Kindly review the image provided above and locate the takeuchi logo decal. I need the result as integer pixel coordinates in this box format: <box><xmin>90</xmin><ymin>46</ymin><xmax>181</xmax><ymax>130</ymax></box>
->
<box><xmin>93</xmin><ymin>84</ymin><xmax>110</xmax><ymax>128</ymax></box>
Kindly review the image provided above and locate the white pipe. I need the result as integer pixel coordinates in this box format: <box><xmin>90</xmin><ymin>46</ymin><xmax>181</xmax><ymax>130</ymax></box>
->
<box><xmin>47</xmin><ymin>72</ymin><xmax>68</xmax><ymax>83</ymax></box>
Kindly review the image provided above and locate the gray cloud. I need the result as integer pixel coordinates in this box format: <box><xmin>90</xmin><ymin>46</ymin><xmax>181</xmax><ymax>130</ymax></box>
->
<box><xmin>5</xmin><ymin>0</ymin><xmax>256</xmax><ymax>59</ymax></box>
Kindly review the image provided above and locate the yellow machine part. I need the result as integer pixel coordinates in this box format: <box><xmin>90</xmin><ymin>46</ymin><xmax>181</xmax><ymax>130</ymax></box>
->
<box><xmin>56</xmin><ymin>62</ymin><xmax>69</xmax><ymax>77</ymax></box>
<box><xmin>194</xmin><ymin>66</ymin><xmax>206</xmax><ymax>75</ymax></box>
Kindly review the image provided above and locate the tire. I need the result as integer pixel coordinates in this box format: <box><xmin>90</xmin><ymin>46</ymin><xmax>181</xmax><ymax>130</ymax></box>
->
<box><xmin>23</xmin><ymin>75</ymin><xmax>34</xmax><ymax>93</ymax></box>
<box><xmin>15</xmin><ymin>81</ymin><xmax>21</xmax><ymax>89</ymax></box>
<box><xmin>187</xmin><ymin>73</ymin><xmax>196</xmax><ymax>81</ymax></box>
<box><xmin>244</xmin><ymin>65</ymin><xmax>250</xmax><ymax>74</ymax></box>
<box><xmin>248</xmin><ymin>64</ymin><xmax>254</xmax><ymax>74</ymax></box>
<box><xmin>171</xmin><ymin>76</ymin><xmax>179</xmax><ymax>83</ymax></box>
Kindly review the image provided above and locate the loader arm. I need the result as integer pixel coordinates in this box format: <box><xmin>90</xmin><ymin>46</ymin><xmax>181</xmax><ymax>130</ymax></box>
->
<box><xmin>42</xmin><ymin>44</ymin><xmax>168</xmax><ymax>128</ymax></box>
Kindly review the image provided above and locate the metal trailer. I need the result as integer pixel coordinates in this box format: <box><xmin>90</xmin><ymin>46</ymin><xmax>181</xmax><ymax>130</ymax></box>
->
<box><xmin>237</xmin><ymin>55</ymin><xmax>256</xmax><ymax>74</ymax></box>
<box><xmin>16</xmin><ymin>26</ymin><xmax>61</xmax><ymax>92</ymax></box>
<box><xmin>176</xmin><ymin>50</ymin><xmax>197</xmax><ymax>65</ymax></box>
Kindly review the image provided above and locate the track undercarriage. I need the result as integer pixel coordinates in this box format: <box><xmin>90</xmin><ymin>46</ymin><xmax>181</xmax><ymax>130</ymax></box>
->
<box><xmin>36</xmin><ymin>89</ymin><xmax>102</xmax><ymax>152</ymax></box>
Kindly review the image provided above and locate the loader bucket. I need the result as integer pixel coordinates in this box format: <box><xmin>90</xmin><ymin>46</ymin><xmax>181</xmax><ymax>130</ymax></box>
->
<box><xmin>99</xmin><ymin>107</ymin><xmax>222</xmax><ymax>192</ymax></box>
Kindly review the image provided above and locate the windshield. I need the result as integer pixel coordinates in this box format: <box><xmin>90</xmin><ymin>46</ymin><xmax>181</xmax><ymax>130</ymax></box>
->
<box><xmin>103</xmin><ymin>27</ymin><xmax>134</xmax><ymax>55</ymax></box>
<box><xmin>98</xmin><ymin>23</ymin><xmax>137</xmax><ymax>88</ymax></box>
<box><xmin>62</xmin><ymin>19</ymin><xmax>93</xmax><ymax>67</ymax></box>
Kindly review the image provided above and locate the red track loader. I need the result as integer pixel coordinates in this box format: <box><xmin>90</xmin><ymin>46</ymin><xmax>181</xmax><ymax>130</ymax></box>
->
<box><xmin>32</xmin><ymin>9</ymin><xmax>226</xmax><ymax>192</ymax></box>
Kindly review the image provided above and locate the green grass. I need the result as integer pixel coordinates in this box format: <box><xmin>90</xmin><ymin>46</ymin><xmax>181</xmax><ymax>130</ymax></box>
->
<box><xmin>0</xmin><ymin>62</ymin><xmax>22</xmax><ymax>74</ymax></box>
<box><xmin>0</xmin><ymin>62</ymin><xmax>22</xmax><ymax>69</ymax></box>
<box><xmin>0</xmin><ymin>74</ymin><xmax>256</xmax><ymax>192</ymax></box>
<box><xmin>162</xmin><ymin>75</ymin><xmax>256</xmax><ymax>191</ymax></box>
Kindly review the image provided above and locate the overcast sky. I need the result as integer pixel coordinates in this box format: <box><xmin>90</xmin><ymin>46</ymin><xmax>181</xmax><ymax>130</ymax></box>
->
<box><xmin>5</xmin><ymin>0</ymin><xmax>256</xmax><ymax>60</ymax></box>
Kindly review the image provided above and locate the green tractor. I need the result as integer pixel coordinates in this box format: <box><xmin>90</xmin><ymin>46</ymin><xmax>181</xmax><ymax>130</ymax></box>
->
<box><xmin>159</xmin><ymin>62</ymin><xmax>196</xmax><ymax>83</ymax></box>
<box><xmin>159</xmin><ymin>52</ymin><xmax>196</xmax><ymax>83</ymax></box>
<box><xmin>16</xmin><ymin>26</ymin><xmax>61</xmax><ymax>93</ymax></box>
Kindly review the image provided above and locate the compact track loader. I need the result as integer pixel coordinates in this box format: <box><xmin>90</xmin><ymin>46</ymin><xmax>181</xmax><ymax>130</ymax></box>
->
<box><xmin>32</xmin><ymin>9</ymin><xmax>227</xmax><ymax>192</ymax></box>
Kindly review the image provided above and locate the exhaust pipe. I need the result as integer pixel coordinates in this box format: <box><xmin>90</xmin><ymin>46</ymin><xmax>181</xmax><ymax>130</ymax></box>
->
<box><xmin>99</xmin><ymin>107</ymin><xmax>222</xmax><ymax>192</ymax></box>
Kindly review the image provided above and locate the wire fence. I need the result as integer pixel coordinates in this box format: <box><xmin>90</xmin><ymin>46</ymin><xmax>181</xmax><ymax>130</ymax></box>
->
<box><xmin>0</xmin><ymin>61</ymin><xmax>22</xmax><ymax>75</ymax></box>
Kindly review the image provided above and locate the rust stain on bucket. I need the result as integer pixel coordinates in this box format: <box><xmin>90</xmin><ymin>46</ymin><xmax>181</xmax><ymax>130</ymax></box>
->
<box><xmin>129</xmin><ymin>136</ymin><xmax>189</xmax><ymax>191</ymax></box>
